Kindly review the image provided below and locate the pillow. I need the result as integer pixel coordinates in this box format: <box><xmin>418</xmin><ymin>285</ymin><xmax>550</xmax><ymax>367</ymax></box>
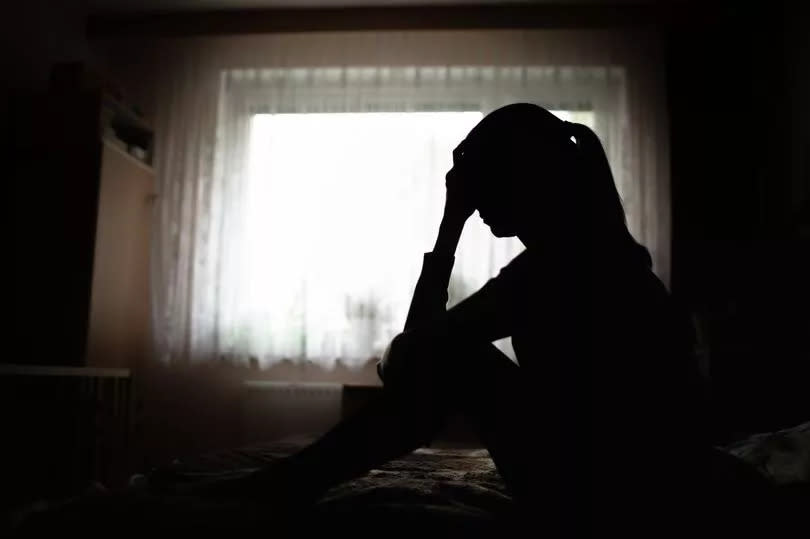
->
<box><xmin>723</xmin><ymin>421</ymin><xmax>810</xmax><ymax>485</ymax></box>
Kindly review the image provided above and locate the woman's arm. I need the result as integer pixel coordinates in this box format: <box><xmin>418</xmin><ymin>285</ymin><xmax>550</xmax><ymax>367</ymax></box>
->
<box><xmin>380</xmin><ymin>264</ymin><xmax>517</xmax><ymax>382</ymax></box>
<box><xmin>408</xmin><ymin>249</ymin><xmax>530</xmax><ymax>343</ymax></box>
<box><xmin>380</xmin><ymin>164</ymin><xmax>514</xmax><ymax>380</ymax></box>
<box><xmin>410</xmin><ymin>268</ymin><xmax>515</xmax><ymax>344</ymax></box>
<box><xmin>403</xmin><ymin>213</ymin><xmax>466</xmax><ymax>330</ymax></box>
<box><xmin>432</xmin><ymin>211</ymin><xmax>466</xmax><ymax>258</ymax></box>
<box><xmin>403</xmin><ymin>165</ymin><xmax>474</xmax><ymax>330</ymax></box>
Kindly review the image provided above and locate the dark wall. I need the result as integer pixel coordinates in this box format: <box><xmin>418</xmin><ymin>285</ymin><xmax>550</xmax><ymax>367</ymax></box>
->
<box><xmin>667</xmin><ymin>2</ymin><xmax>809</xmax><ymax>440</ymax></box>
<box><xmin>3</xmin><ymin>1</ymin><xmax>105</xmax><ymax>367</ymax></box>
<box><xmin>784</xmin><ymin>3</ymin><xmax>810</xmax><ymax>208</ymax></box>
<box><xmin>1</xmin><ymin>0</ymin><xmax>95</xmax><ymax>93</ymax></box>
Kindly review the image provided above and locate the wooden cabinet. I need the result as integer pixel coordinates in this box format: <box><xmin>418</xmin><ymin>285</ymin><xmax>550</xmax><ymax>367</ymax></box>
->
<box><xmin>8</xmin><ymin>88</ymin><xmax>155</xmax><ymax>369</ymax></box>
<box><xmin>86</xmin><ymin>139</ymin><xmax>155</xmax><ymax>369</ymax></box>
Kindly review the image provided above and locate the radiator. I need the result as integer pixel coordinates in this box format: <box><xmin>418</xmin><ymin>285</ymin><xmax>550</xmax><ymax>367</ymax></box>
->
<box><xmin>241</xmin><ymin>381</ymin><xmax>343</xmax><ymax>444</ymax></box>
<box><xmin>0</xmin><ymin>364</ymin><xmax>134</xmax><ymax>505</ymax></box>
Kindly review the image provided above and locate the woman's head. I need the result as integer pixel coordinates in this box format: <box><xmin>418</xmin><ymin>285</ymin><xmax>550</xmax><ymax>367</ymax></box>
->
<box><xmin>451</xmin><ymin>103</ymin><xmax>632</xmax><ymax>251</ymax></box>
<box><xmin>451</xmin><ymin>104</ymin><xmax>567</xmax><ymax>237</ymax></box>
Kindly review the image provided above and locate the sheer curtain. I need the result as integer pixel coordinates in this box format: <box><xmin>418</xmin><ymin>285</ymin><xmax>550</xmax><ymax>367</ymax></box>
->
<box><xmin>139</xmin><ymin>30</ymin><xmax>669</xmax><ymax>367</ymax></box>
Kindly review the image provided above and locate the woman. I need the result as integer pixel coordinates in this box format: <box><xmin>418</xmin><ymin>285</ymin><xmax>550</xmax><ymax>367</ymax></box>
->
<box><xmin>207</xmin><ymin>103</ymin><xmax>707</xmax><ymax>534</ymax></box>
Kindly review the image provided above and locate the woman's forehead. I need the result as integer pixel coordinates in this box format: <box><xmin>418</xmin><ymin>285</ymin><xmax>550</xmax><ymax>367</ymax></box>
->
<box><xmin>453</xmin><ymin>137</ymin><xmax>487</xmax><ymax>164</ymax></box>
<box><xmin>453</xmin><ymin>140</ymin><xmax>467</xmax><ymax>164</ymax></box>
<box><xmin>453</xmin><ymin>136</ymin><xmax>506</xmax><ymax>169</ymax></box>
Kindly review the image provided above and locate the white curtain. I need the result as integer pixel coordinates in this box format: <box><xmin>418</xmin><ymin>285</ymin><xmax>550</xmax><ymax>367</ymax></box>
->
<box><xmin>132</xmin><ymin>30</ymin><xmax>669</xmax><ymax>367</ymax></box>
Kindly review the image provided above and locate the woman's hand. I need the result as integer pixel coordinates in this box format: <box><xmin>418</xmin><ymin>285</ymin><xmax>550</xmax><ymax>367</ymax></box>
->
<box><xmin>443</xmin><ymin>167</ymin><xmax>476</xmax><ymax>223</ymax></box>
<box><xmin>431</xmin><ymin>168</ymin><xmax>475</xmax><ymax>257</ymax></box>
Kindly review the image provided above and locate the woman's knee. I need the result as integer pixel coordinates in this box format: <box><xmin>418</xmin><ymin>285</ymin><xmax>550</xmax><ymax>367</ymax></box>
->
<box><xmin>380</xmin><ymin>330</ymin><xmax>483</xmax><ymax>381</ymax></box>
<box><xmin>381</xmin><ymin>331</ymin><xmax>515</xmax><ymax>399</ymax></box>
<box><xmin>379</xmin><ymin>330</ymin><xmax>446</xmax><ymax>391</ymax></box>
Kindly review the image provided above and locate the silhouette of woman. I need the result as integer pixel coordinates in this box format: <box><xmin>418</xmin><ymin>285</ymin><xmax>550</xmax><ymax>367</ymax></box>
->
<box><xmin>200</xmin><ymin>104</ymin><xmax>710</xmax><ymax>534</ymax></box>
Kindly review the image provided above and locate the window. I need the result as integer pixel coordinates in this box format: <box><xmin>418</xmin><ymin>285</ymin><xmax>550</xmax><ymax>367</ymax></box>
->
<box><xmin>149</xmin><ymin>33</ymin><xmax>672</xmax><ymax>367</ymax></box>
<box><xmin>222</xmin><ymin>109</ymin><xmax>594</xmax><ymax>366</ymax></box>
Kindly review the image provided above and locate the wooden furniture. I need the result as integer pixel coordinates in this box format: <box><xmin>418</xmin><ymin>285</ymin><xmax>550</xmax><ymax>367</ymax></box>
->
<box><xmin>85</xmin><ymin>136</ymin><xmax>155</xmax><ymax>369</ymax></box>
<box><xmin>9</xmin><ymin>76</ymin><xmax>156</xmax><ymax>370</ymax></box>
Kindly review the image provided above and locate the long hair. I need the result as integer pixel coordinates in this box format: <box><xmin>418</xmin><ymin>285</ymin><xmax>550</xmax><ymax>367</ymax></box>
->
<box><xmin>565</xmin><ymin>120</ymin><xmax>652</xmax><ymax>268</ymax></box>
<box><xmin>466</xmin><ymin>103</ymin><xmax>652</xmax><ymax>269</ymax></box>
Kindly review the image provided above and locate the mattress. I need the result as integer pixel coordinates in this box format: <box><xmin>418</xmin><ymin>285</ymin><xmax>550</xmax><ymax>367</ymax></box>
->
<box><xmin>14</xmin><ymin>422</ymin><xmax>810</xmax><ymax>537</ymax></box>
<box><xmin>148</xmin><ymin>438</ymin><xmax>510</xmax><ymax>512</ymax></box>
<box><xmin>14</xmin><ymin>440</ymin><xmax>514</xmax><ymax>537</ymax></box>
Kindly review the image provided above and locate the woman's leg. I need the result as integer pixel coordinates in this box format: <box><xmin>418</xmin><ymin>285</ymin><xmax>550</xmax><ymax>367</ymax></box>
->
<box><xmin>439</xmin><ymin>341</ymin><xmax>536</xmax><ymax>499</ymax></box>
<box><xmin>269</xmin><ymin>389</ymin><xmax>445</xmax><ymax>499</ymax></box>
<box><xmin>265</xmin><ymin>335</ymin><xmax>536</xmax><ymax>505</ymax></box>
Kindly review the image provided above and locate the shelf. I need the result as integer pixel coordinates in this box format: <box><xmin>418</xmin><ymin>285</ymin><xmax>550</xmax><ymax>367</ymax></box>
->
<box><xmin>102</xmin><ymin>137</ymin><xmax>155</xmax><ymax>175</ymax></box>
<box><xmin>102</xmin><ymin>93</ymin><xmax>153</xmax><ymax>133</ymax></box>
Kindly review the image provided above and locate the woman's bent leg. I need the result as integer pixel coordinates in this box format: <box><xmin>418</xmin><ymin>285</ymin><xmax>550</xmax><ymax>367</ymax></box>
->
<box><xmin>257</xmin><ymin>333</ymin><xmax>537</xmax><ymax>508</ymax></box>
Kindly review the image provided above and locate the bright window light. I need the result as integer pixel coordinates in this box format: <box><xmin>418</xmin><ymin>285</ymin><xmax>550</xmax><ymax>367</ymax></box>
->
<box><xmin>237</xmin><ymin>110</ymin><xmax>591</xmax><ymax>365</ymax></box>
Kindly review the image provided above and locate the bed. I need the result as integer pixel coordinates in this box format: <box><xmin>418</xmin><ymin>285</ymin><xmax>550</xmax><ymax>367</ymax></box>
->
<box><xmin>11</xmin><ymin>422</ymin><xmax>810</xmax><ymax>537</ymax></box>
<box><xmin>12</xmin><ymin>440</ymin><xmax>513</xmax><ymax>537</ymax></box>
<box><xmin>144</xmin><ymin>439</ymin><xmax>512</xmax><ymax>531</ymax></box>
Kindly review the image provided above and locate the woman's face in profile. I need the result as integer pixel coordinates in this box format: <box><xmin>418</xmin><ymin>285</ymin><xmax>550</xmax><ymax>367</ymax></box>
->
<box><xmin>453</xmin><ymin>141</ymin><xmax>520</xmax><ymax>238</ymax></box>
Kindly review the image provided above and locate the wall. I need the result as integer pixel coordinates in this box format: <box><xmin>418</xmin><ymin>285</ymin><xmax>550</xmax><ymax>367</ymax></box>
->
<box><xmin>4</xmin><ymin>0</ymin><xmax>105</xmax><ymax>368</ymax></box>
<box><xmin>785</xmin><ymin>3</ymin><xmax>810</xmax><ymax>208</ymax></box>
<box><xmin>667</xmin><ymin>2</ymin><xmax>809</xmax><ymax>441</ymax></box>
<box><xmin>4</xmin><ymin>0</ymin><xmax>119</xmax><ymax>373</ymax></box>
<box><xmin>1</xmin><ymin>0</ymin><xmax>95</xmax><ymax>93</ymax></box>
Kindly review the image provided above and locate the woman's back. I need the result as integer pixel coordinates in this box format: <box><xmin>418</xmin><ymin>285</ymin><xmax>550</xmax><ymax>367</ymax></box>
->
<box><xmin>497</xmin><ymin>245</ymin><xmax>705</xmax><ymax>530</ymax></box>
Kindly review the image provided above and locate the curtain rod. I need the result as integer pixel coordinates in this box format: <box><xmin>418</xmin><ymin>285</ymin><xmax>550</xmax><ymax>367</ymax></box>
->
<box><xmin>87</xmin><ymin>4</ymin><xmax>673</xmax><ymax>38</ymax></box>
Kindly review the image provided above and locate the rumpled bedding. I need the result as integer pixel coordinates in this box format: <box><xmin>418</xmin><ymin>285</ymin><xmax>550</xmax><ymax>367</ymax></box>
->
<box><xmin>13</xmin><ymin>422</ymin><xmax>810</xmax><ymax>537</ymax></box>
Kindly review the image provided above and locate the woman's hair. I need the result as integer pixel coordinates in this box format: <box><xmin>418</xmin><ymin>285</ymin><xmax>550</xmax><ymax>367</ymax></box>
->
<box><xmin>465</xmin><ymin>103</ymin><xmax>652</xmax><ymax>268</ymax></box>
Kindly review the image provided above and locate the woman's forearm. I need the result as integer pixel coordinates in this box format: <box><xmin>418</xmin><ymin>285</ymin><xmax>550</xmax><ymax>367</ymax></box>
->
<box><xmin>401</xmin><ymin>210</ymin><xmax>466</xmax><ymax>331</ymax></box>
<box><xmin>403</xmin><ymin>212</ymin><xmax>465</xmax><ymax>331</ymax></box>
<box><xmin>432</xmin><ymin>212</ymin><xmax>466</xmax><ymax>257</ymax></box>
